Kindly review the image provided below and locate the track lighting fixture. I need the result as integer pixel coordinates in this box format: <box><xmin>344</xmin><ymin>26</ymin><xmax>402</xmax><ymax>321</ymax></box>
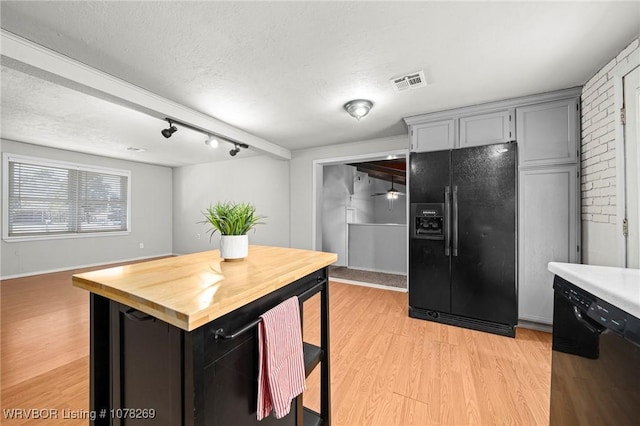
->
<box><xmin>229</xmin><ymin>142</ymin><xmax>249</xmax><ymax>157</ymax></box>
<box><xmin>161</xmin><ymin>119</ymin><xmax>178</xmax><ymax>138</ymax></box>
<box><xmin>159</xmin><ymin>118</ymin><xmax>250</xmax><ymax>158</ymax></box>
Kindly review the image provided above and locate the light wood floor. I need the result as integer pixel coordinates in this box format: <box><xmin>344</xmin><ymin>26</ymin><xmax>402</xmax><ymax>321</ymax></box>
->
<box><xmin>1</xmin><ymin>265</ymin><xmax>551</xmax><ymax>425</ymax></box>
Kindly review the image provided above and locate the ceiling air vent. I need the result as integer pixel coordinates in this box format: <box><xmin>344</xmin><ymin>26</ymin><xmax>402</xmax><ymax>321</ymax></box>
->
<box><xmin>390</xmin><ymin>70</ymin><xmax>427</xmax><ymax>92</ymax></box>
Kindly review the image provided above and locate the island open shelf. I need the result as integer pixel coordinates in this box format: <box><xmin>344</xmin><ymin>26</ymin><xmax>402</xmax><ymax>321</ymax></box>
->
<box><xmin>72</xmin><ymin>245</ymin><xmax>336</xmax><ymax>426</ymax></box>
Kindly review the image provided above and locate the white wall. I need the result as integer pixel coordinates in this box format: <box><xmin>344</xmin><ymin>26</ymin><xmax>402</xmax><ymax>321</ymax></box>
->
<box><xmin>0</xmin><ymin>139</ymin><xmax>173</xmax><ymax>278</ymax></box>
<box><xmin>321</xmin><ymin>165</ymin><xmax>377</xmax><ymax>265</ymax></box>
<box><xmin>351</xmin><ymin>171</ymin><xmax>376</xmax><ymax>224</ymax></box>
<box><xmin>581</xmin><ymin>37</ymin><xmax>639</xmax><ymax>266</ymax></box>
<box><xmin>290</xmin><ymin>135</ymin><xmax>409</xmax><ymax>251</ymax></box>
<box><xmin>172</xmin><ymin>154</ymin><xmax>290</xmax><ymax>254</ymax></box>
<box><xmin>321</xmin><ymin>165</ymin><xmax>353</xmax><ymax>266</ymax></box>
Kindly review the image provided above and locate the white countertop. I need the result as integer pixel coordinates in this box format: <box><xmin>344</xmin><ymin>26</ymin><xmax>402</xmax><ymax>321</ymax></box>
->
<box><xmin>548</xmin><ymin>262</ymin><xmax>640</xmax><ymax>319</ymax></box>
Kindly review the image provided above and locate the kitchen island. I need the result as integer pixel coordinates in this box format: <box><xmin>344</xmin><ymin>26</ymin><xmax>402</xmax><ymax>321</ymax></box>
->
<box><xmin>72</xmin><ymin>245</ymin><xmax>337</xmax><ymax>426</ymax></box>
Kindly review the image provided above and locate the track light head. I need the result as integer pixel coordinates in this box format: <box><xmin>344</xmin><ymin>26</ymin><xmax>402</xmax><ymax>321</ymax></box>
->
<box><xmin>161</xmin><ymin>126</ymin><xmax>177</xmax><ymax>138</ymax></box>
<box><xmin>229</xmin><ymin>142</ymin><xmax>245</xmax><ymax>157</ymax></box>
<box><xmin>229</xmin><ymin>141</ymin><xmax>249</xmax><ymax>156</ymax></box>
<box><xmin>205</xmin><ymin>135</ymin><xmax>219</xmax><ymax>148</ymax></box>
<box><xmin>161</xmin><ymin>120</ymin><xmax>178</xmax><ymax>138</ymax></box>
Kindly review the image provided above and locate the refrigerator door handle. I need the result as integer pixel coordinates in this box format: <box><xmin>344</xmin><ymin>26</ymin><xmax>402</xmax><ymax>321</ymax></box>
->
<box><xmin>444</xmin><ymin>186</ymin><xmax>451</xmax><ymax>256</ymax></box>
<box><xmin>452</xmin><ymin>185</ymin><xmax>459</xmax><ymax>256</ymax></box>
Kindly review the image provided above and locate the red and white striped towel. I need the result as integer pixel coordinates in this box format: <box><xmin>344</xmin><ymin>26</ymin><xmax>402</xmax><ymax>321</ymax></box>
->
<box><xmin>257</xmin><ymin>296</ymin><xmax>306</xmax><ymax>420</ymax></box>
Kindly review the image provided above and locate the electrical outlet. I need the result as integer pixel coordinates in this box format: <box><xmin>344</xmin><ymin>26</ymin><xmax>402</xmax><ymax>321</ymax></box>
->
<box><xmin>139</xmin><ymin>243</ymin><xmax>144</xmax><ymax>249</ymax></box>
<box><xmin>196</xmin><ymin>233</ymin><xmax>201</xmax><ymax>240</ymax></box>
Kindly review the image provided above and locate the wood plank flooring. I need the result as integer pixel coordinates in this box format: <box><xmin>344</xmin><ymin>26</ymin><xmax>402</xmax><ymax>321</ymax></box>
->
<box><xmin>1</xmin><ymin>264</ymin><xmax>551</xmax><ymax>425</ymax></box>
<box><xmin>302</xmin><ymin>283</ymin><xmax>551</xmax><ymax>425</ymax></box>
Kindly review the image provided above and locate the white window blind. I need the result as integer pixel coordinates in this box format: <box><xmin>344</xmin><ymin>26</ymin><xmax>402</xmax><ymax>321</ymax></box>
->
<box><xmin>3</xmin><ymin>154</ymin><xmax>130</xmax><ymax>239</ymax></box>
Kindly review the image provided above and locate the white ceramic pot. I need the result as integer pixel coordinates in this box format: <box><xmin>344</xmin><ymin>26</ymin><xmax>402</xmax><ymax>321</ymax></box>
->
<box><xmin>220</xmin><ymin>235</ymin><xmax>249</xmax><ymax>260</ymax></box>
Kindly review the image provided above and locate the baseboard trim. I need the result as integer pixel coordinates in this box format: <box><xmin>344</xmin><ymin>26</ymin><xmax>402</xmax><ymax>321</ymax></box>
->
<box><xmin>1</xmin><ymin>253</ymin><xmax>175</xmax><ymax>280</ymax></box>
<box><xmin>329</xmin><ymin>277</ymin><xmax>407</xmax><ymax>292</ymax></box>
<box><xmin>343</xmin><ymin>266</ymin><xmax>407</xmax><ymax>276</ymax></box>
<box><xmin>517</xmin><ymin>319</ymin><xmax>552</xmax><ymax>333</ymax></box>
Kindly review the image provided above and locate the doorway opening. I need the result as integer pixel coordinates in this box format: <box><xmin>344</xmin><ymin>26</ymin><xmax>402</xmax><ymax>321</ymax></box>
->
<box><xmin>312</xmin><ymin>149</ymin><xmax>409</xmax><ymax>290</ymax></box>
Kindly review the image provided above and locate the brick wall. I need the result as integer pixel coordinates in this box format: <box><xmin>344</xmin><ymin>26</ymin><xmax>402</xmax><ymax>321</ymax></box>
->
<box><xmin>581</xmin><ymin>37</ymin><xmax>639</xmax><ymax>224</ymax></box>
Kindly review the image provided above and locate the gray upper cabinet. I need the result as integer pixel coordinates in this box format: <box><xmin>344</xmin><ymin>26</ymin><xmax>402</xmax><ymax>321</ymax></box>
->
<box><xmin>459</xmin><ymin>109</ymin><xmax>514</xmax><ymax>148</ymax></box>
<box><xmin>404</xmin><ymin>88</ymin><xmax>581</xmax><ymax>156</ymax></box>
<box><xmin>410</xmin><ymin>119</ymin><xmax>456</xmax><ymax>152</ymax></box>
<box><xmin>516</xmin><ymin>98</ymin><xmax>579</xmax><ymax>167</ymax></box>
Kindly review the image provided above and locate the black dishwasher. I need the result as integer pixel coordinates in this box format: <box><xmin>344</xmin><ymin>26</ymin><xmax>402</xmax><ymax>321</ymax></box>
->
<box><xmin>550</xmin><ymin>275</ymin><xmax>640</xmax><ymax>425</ymax></box>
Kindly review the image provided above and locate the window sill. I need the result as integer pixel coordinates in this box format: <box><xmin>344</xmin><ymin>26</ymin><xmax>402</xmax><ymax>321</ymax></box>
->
<box><xmin>3</xmin><ymin>231</ymin><xmax>131</xmax><ymax>243</ymax></box>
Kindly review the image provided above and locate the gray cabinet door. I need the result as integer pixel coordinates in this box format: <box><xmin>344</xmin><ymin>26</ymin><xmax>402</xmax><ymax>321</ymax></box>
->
<box><xmin>516</xmin><ymin>98</ymin><xmax>579</xmax><ymax>167</ymax></box>
<box><xmin>459</xmin><ymin>109</ymin><xmax>514</xmax><ymax>148</ymax></box>
<box><xmin>518</xmin><ymin>165</ymin><xmax>579</xmax><ymax>324</ymax></box>
<box><xmin>410</xmin><ymin>119</ymin><xmax>456</xmax><ymax>152</ymax></box>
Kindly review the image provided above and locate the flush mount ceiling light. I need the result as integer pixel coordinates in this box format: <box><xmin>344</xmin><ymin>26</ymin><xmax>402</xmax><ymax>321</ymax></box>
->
<box><xmin>204</xmin><ymin>135</ymin><xmax>219</xmax><ymax>148</ymax></box>
<box><xmin>344</xmin><ymin>99</ymin><xmax>373</xmax><ymax>120</ymax></box>
<box><xmin>161</xmin><ymin>119</ymin><xmax>178</xmax><ymax>138</ymax></box>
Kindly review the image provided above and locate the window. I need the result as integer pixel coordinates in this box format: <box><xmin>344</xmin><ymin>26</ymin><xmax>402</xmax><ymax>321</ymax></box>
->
<box><xmin>3</xmin><ymin>154</ymin><xmax>131</xmax><ymax>241</ymax></box>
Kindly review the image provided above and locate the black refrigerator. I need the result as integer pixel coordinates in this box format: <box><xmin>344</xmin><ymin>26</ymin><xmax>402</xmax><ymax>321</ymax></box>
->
<box><xmin>408</xmin><ymin>143</ymin><xmax>517</xmax><ymax>337</ymax></box>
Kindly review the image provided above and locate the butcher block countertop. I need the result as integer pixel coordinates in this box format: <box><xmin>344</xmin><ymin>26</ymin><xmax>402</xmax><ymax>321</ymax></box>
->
<box><xmin>72</xmin><ymin>245</ymin><xmax>337</xmax><ymax>331</ymax></box>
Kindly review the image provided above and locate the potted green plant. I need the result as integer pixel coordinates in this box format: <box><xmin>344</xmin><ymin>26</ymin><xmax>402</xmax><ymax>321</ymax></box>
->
<box><xmin>200</xmin><ymin>201</ymin><xmax>265</xmax><ymax>260</ymax></box>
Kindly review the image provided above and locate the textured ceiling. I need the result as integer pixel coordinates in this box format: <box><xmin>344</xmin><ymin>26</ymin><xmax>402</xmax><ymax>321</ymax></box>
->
<box><xmin>0</xmin><ymin>66</ymin><xmax>258</xmax><ymax>167</ymax></box>
<box><xmin>1</xmin><ymin>1</ymin><xmax>639</xmax><ymax>166</ymax></box>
